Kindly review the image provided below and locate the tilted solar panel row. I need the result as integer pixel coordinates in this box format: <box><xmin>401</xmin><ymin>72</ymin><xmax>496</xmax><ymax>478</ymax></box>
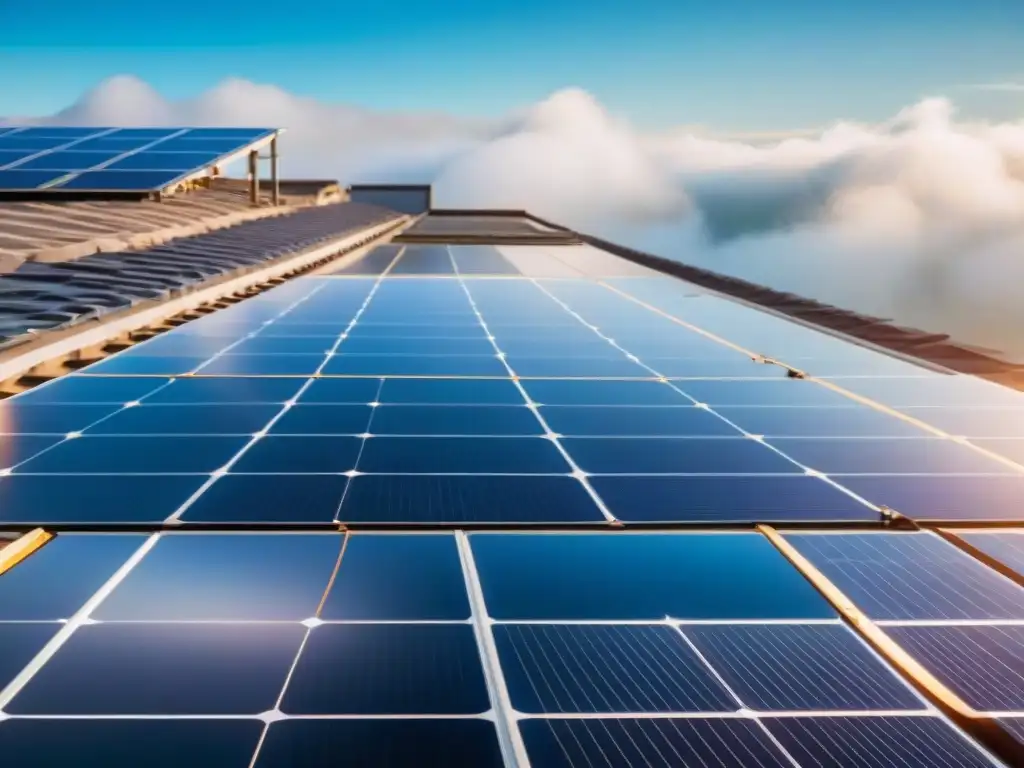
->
<box><xmin>0</xmin><ymin>202</ymin><xmax>402</xmax><ymax>347</ymax></box>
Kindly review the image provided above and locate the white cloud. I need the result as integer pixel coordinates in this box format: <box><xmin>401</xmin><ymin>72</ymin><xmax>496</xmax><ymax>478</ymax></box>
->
<box><xmin>6</xmin><ymin>75</ymin><xmax>1024</xmax><ymax>361</ymax></box>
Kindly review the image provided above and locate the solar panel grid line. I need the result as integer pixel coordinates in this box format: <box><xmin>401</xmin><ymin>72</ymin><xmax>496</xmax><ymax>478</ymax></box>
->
<box><xmin>0</xmin><ymin>533</ymin><xmax>161</xmax><ymax>713</ymax></box>
<box><xmin>523</xmin><ymin>277</ymin><xmax>884</xmax><ymax>519</ymax></box>
<box><xmin>455</xmin><ymin>531</ymin><xmax>530</xmax><ymax>768</ymax></box>
<box><xmin>452</xmin><ymin>253</ymin><xmax>616</xmax><ymax>525</ymax></box>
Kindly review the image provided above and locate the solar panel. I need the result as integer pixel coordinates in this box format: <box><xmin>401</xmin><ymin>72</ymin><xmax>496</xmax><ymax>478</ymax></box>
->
<box><xmin>2</xmin><ymin>229</ymin><xmax>1021</xmax><ymax>766</ymax></box>
<box><xmin>0</xmin><ymin>127</ymin><xmax>275</xmax><ymax>193</ymax></box>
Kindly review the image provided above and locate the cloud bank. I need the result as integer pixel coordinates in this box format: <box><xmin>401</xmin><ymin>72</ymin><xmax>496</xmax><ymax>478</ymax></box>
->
<box><xmin>6</xmin><ymin>75</ymin><xmax>1024</xmax><ymax>361</ymax></box>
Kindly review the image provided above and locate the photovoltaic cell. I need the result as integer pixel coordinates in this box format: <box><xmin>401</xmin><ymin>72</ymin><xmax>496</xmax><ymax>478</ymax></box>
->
<box><xmin>540</xmin><ymin>405</ymin><xmax>740</xmax><ymax>436</ymax></box>
<box><xmin>0</xmin><ymin>534</ymin><xmax>144</xmax><ymax>620</ymax></box>
<box><xmin>683</xmin><ymin>623</ymin><xmax>925</xmax><ymax>712</ymax></box>
<box><xmin>522</xmin><ymin>378</ymin><xmax>692</xmax><ymax>405</ymax></box>
<box><xmin>179</xmin><ymin>474</ymin><xmax>349</xmax><ymax>523</ymax></box>
<box><xmin>279</xmin><ymin>624</ymin><xmax>489</xmax><ymax>714</ymax></box>
<box><xmin>0</xmin><ymin>403</ymin><xmax>122</xmax><ymax>433</ymax></box>
<box><xmin>885</xmin><ymin>624</ymin><xmax>1024</xmax><ymax>711</ymax></box>
<box><xmin>784</xmin><ymin>532</ymin><xmax>1024</xmax><ymax>620</ymax></box>
<box><xmin>0</xmin><ymin>475</ymin><xmax>209</xmax><ymax>524</ymax></box>
<box><xmin>357</xmin><ymin>436</ymin><xmax>570</xmax><ymax>473</ymax></box>
<box><xmin>6</xmin><ymin>622</ymin><xmax>305</xmax><ymax>714</ymax></box>
<box><xmin>495</xmin><ymin>623</ymin><xmax>737</xmax><ymax>713</ymax></box>
<box><xmin>0</xmin><ymin>720</ymin><xmax>262</xmax><ymax>768</ymax></box>
<box><xmin>590</xmin><ymin>475</ymin><xmax>876</xmax><ymax>523</ymax></box>
<box><xmin>92</xmin><ymin>534</ymin><xmax>343</xmax><ymax>621</ymax></box>
<box><xmin>338</xmin><ymin>474</ymin><xmax>604</xmax><ymax>523</ymax></box>
<box><xmin>471</xmin><ymin>533</ymin><xmax>836</xmax><ymax>620</ymax></box>
<box><xmin>0</xmin><ymin>623</ymin><xmax>61</xmax><ymax>690</ymax></box>
<box><xmin>370</xmin><ymin>404</ymin><xmax>542</xmax><ymax>435</ymax></box>
<box><xmin>716</xmin><ymin>406</ymin><xmax>928</xmax><ymax>437</ymax></box>
<box><xmin>231</xmin><ymin>435</ymin><xmax>362</xmax><ymax>472</ymax></box>
<box><xmin>85</xmin><ymin>404</ymin><xmax>279</xmax><ymax>435</ymax></box>
<box><xmin>15</xmin><ymin>435</ymin><xmax>249</xmax><ymax>473</ymax></box>
<box><xmin>519</xmin><ymin>717</ymin><xmax>792</xmax><ymax>768</ymax></box>
<box><xmin>254</xmin><ymin>719</ymin><xmax>504</xmax><ymax>768</ymax></box>
<box><xmin>562</xmin><ymin>437</ymin><xmax>799</xmax><ymax>474</ymax></box>
<box><xmin>836</xmin><ymin>475</ymin><xmax>1024</xmax><ymax>522</ymax></box>
<box><xmin>762</xmin><ymin>716</ymin><xmax>998</xmax><ymax>768</ymax></box>
<box><xmin>767</xmin><ymin>437</ymin><xmax>1014</xmax><ymax>474</ymax></box>
<box><xmin>319</xmin><ymin>534</ymin><xmax>469</xmax><ymax>620</ymax></box>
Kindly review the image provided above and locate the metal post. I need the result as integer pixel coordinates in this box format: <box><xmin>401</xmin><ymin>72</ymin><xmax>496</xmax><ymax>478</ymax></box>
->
<box><xmin>270</xmin><ymin>136</ymin><xmax>280</xmax><ymax>206</ymax></box>
<box><xmin>248</xmin><ymin>150</ymin><xmax>259</xmax><ymax>206</ymax></box>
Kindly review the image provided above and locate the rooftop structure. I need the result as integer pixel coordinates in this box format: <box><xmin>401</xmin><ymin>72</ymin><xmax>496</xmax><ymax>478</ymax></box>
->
<box><xmin>0</xmin><ymin>176</ymin><xmax>1022</xmax><ymax>767</ymax></box>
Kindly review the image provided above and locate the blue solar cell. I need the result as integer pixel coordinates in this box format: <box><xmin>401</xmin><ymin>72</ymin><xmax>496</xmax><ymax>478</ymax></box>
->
<box><xmin>280</xmin><ymin>624</ymin><xmax>489</xmax><ymax>715</ymax></box>
<box><xmin>0</xmin><ymin>719</ymin><xmax>262</xmax><ymax>768</ymax></box>
<box><xmin>338</xmin><ymin>474</ymin><xmax>603</xmax><ymax>523</ymax></box>
<box><xmin>785</xmin><ymin>532</ymin><xmax>1024</xmax><ymax>620</ymax></box>
<box><xmin>180</xmin><ymin>128</ymin><xmax>274</xmax><ymax>139</ymax></box>
<box><xmin>345</xmin><ymin>324</ymin><xmax>486</xmax><ymax>339</ymax></box>
<box><xmin>684</xmin><ymin>623</ymin><xmax>924</xmax><ymax>711</ymax></box>
<box><xmin>0</xmin><ymin>534</ymin><xmax>144</xmax><ymax>619</ymax></box>
<box><xmin>180</xmin><ymin>474</ymin><xmax>348</xmax><ymax>523</ymax></box>
<box><xmin>0</xmin><ymin>169</ymin><xmax>68</xmax><ymax>189</ymax></box>
<box><xmin>377</xmin><ymin>377</ymin><xmax>521</xmax><ymax>404</ymax></box>
<box><xmin>85</xmin><ymin>404</ymin><xmax>278</xmax><ymax>435</ymax></box>
<box><xmin>541</xmin><ymin>405</ymin><xmax>738</xmax><ymax>436</ymax></box>
<box><xmin>232</xmin><ymin>435</ymin><xmax>361</xmax><ymax>472</ymax></box>
<box><xmin>104</xmin><ymin>152</ymin><xmax>222</xmax><ymax>171</ymax></box>
<box><xmin>673</xmin><ymin>378</ymin><xmax>855</xmax><ymax>406</ymax></box>
<box><xmin>838</xmin><ymin>475</ymin><xmax>1024</xmax><ymax>521</ymax></box>
<box><xmin>896</xmin><ymin>407</ymin><xmax>1024</xmax><ymax>438</ymax></box>
<box><xmin>144</xmin><ymin>377</ymin><xmax>304</xmax><ymax>404</ymax></box>
<box><xmin>646</xmin><ymin>358</ymin><xmax>777</xmax><ymax>377</ymax></box>
<box><xmin>267</xmin><ymin>404</ymin><xmax>371</xmax><ymax>434</ymax></box>
<box><xmin>108</xmin><ymin>129</ymin><xmax>181</xmax><ymax>139</ymax></box>
<box><xmin>885</xmin><ymin>625</ymin><xmax>1024</xmax><ymax>711</ymax></box>
<box><xmin>56</xmin><ymin>170</ymin><xmax>185</xmax><ymax>190</ymax></box>
<box><xmin>371</xmin><ymin>405</ymin><xmax>542</xmax><ymax>435</ymax></box>
<box><xmin>94</xmin><ymin>534</ymin><xmax>342</xmax><ymax>621</ymax></box>
<box><xmin>13</xmin><ymin>127</ymin><xmax>105</xmax><ymax>138</ymax></box>
<box><xmin>0</xmin><ymin>623</ymin><xmax>61</xmax><ymax>689</ymax></box>
<box><xmin>520</xmin><ymin>717</ymin><xmax>792</xmax><ymax>768</ymax></box>
<box><xmin>389</xmin><ymin>247</ymin><xmax>457</xmax><ymax>274</ymax></box>
<box><xmin>0</xmin><ymin>403</ymin><xmax>120</xmax><ymax>433</ymax></box>
<box><xmin>254</xmin><ymin>719</ymin><xmax>504</xmax><ymax>768</ymax></box>
<box><xmin>834</xmin><ymin>376</ymin><xmax>1024</xmax><ymax>407</ymax></box>
<box><xmin>225</xmin><ymin>337</ymin><xmax>336</xmax><ymax>355</ymax></box>
<box><xmin>472</xmin><ymin>533</ymin><xmax>836</xmax><ymax>620</ymax></box>
<box><xmin>197</xmin><ymin>354</ymin><xmax>327</xmax><ymax>376</ymax></box>
<box><xmin>0</xmin><ymin>137</ymin><xmax>70</xmax><ymax>150</ymax></box>
<box><xmin>6</xmin><ymin>623</ymin><xmax>304</xmax><ymax>715</ymax></box>
<box><xmin>960</xmin><ymin>532</ymin><xmax>1024</xmax><ymax>577</ymax></box>
<box><xmin>767</xmin><ymin>437</ymin><xmax>1011</xmax><ymax>474</ymax></box>
<box><xmin>80</xmin><ymin>356</ymin><xmax>205</xmax><ymax>375</ymax></box>
<box><xmin>338</xmin><ymin>337</ymin><xmax>496</xmax><ymax>355</ymax></box>
<box><xmin>322</xmin><ymin>354</ymin><xmax>507</xmax><ymax>376</ymax></box>
<box><xmin>562</xmin><ymin>436</ymin><xmax>798</xmax><ymax>473</ymax></box>
<box><xmin>69</xmin><ymin>137</ymin><xmax>155</xmax><ymax>151</ymax></box>
<box><xmin>496</xmin><ymin>624</ymin><xmax>737</xmax><ymax>713</ymax></box>
<box><xmin>16</xmin><ymin>435</ymin><xmax>246</xmax><ymax>473</ymax></box>
<box><xmin>591</xmin><ymin>475</ymin><xmax>875</xmax><ymax>523</ymax></box>
<box><xmin>0</xmin><ymin>434</ymin><xmax>67</xmax><ymax>468</ymax></box>
<box><xmin>716</xmin><ymin>406</ymin><xmax>928</xmax><ymax>437</ymax></box>
<box><xmin>522</xmin><ymin>379</ymin><xmax>691</xmax><ymax>405</ymax></box>
<box><xmin>762</xmin><ymin>716</ymin><xmax>996</xmax><ymax>768</ymax></box>
<box><xmin>14</xmin><ymin>150</ymin><xmax>119</xmax><ymax>170</ymax></box>
<box><xmin>358</xmin><ymin>436</ymin><xmax>569</xmax><ymax>473</ymax></box>
<box><xmin>496</xmin><ymin>338</ymin><xmax>626</xmax><ymax>357</ymax></box>
<box><xmin>295</xmin><ymin>378</ymin><xmax>382</xmax><ymax>404</ymax></box>
<box><xmin>320</xmin><ymin>534</ymin><xmax>469</xmax><ymax>619</ymax></box>
<box><xmin>0</xmin><ymin>475</ymin><xmax>208</xmax><ymax>524</ymax></box>
<box><xmin>154</xmin><ymin>138</ymin><xmax>263</xmax><ymax>153</ymax></box>
<box><xmin>509</xmin><ymin>355</ymin><xmax>651</xmax><ymax>377</ymax></box>
<box><xmin>0</xmin><ymin>149</ymin><xmax>37</xmax><ymax>167</ymax></box>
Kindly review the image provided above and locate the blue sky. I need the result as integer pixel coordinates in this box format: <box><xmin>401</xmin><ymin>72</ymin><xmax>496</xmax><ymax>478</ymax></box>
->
<box><xmin>1</xmin><ymin>0</ymin><xmax>1021</xmax><ymax>129</ymax></box>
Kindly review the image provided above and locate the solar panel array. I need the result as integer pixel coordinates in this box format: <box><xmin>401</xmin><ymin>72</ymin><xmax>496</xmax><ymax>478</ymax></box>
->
<box><xmin>0</xmin><ymin>127</ymin><xmax>274</xmax><ymax>192</ymax></box>
<box><xmin>1</xmin><ymin>236</ymin><xmax>1022</xmax><ymax>766</ymax></box>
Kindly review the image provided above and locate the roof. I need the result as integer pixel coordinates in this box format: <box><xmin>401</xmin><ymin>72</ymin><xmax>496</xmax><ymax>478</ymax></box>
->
<box><xmin>0</xmin><ymin>210</ymin><xmax>1022</xmax><ymax>767</ymax></box>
